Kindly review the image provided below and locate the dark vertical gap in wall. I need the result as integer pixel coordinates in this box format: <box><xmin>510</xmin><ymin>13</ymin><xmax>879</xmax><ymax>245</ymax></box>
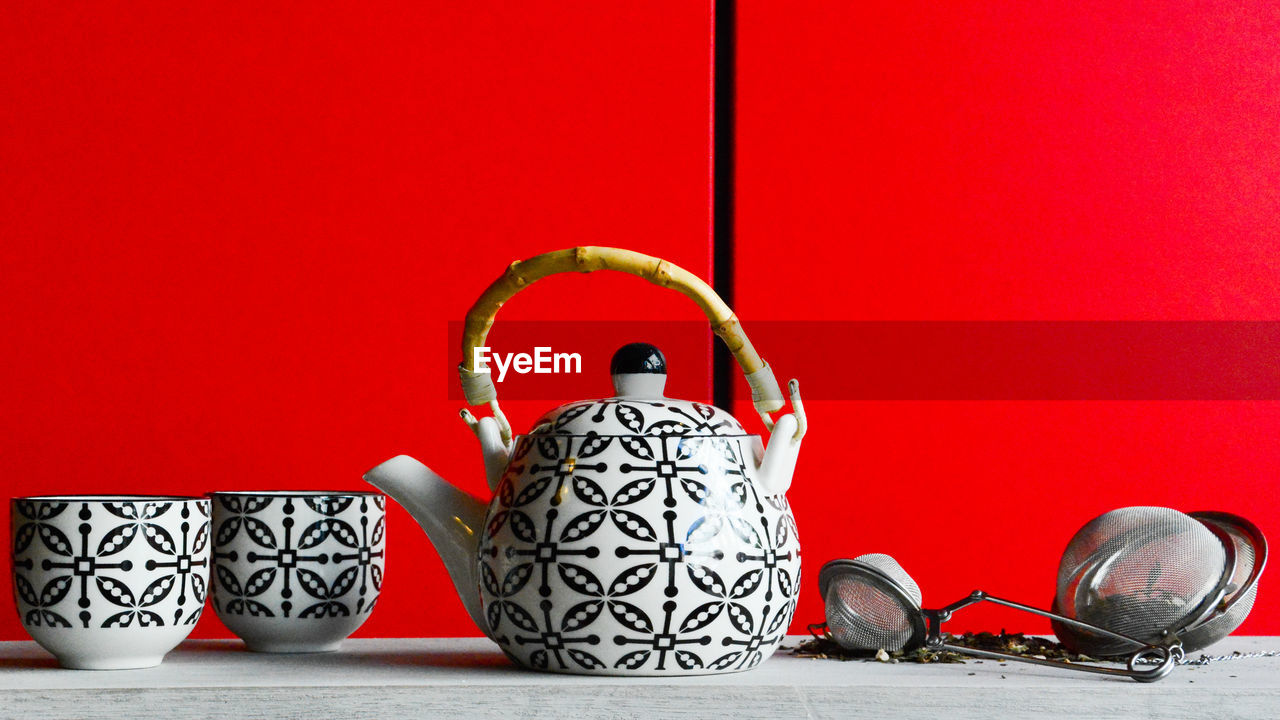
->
<box><xmin>712</xmin><ymin>0</ymin><xmax>736</xmax><ymax>412</ymax></box>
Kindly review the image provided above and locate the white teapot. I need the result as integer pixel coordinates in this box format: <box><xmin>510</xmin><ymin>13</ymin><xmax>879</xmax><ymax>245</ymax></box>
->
<box><xmin>366</xmin><ymin>247</ymin><xmax>806</xmax><ymax>675</ymax></box>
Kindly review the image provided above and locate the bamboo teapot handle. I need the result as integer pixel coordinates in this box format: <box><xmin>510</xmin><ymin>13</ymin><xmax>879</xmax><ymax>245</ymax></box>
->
<box><xmin>457</xmin><ymin>246</ymin><xmax>800</xmax><ymax>440</ymax></box>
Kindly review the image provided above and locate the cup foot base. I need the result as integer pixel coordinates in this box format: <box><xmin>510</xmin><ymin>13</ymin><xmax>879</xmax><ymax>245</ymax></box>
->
<box><xmin>56</xmin><ymin>655</ymin><xmax>165</xmax><ymax>670</ymax></box>
<box><xmin>243</xmin><ymin>641</ymin><xmax>342</xmax><ymax>654</ymax></box>
<box><xmin>216</xmin><ymin>611</ymin><xmax>368</xmax><ymax>655</ymax></box>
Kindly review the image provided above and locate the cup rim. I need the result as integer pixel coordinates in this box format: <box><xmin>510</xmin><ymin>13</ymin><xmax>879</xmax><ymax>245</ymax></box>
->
<box><xmin>207</xmin><ymin>490</ymin><xmax>383</xmax><ymax>498</ymax></box>
<box><xmin>12</xmin><ymin>494</ymin><xmax>208</xmax><ymax>503</ymax></box>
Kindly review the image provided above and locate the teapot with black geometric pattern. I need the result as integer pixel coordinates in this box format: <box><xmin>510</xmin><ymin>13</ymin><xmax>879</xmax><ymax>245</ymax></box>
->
<box><xmin>365</xmin><ymin>247</ymin><xmax>806</xmax><ymax>675</ymax></box>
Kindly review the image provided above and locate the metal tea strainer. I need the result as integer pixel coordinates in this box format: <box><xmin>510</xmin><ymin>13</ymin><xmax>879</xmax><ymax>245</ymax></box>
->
<box><xmin>1052</xmin><ymin>507</ymin><xmax>1267</xmax><ymax>657</ymax></box>
<box><xmin>1179</xmin><ymin>512</ymin><xmax>1268</xmax><ymax>651</ymax></box>
<box><xmin>818</xmin><ymin>554</ymin><xmax>1176</xmax><ymax>682</ymax></box>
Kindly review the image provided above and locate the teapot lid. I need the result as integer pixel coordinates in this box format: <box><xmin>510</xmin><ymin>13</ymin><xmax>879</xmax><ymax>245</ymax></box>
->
<box><xmin>525</xmin><ymin>343</ymin><xmax>749</xmax><ymax>438</ymax></box>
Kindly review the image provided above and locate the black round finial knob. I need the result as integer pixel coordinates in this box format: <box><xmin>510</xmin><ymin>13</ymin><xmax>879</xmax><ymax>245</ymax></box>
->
<box><xmin>610</xmin><ymin>343</ymin><xmax>666</xmax><ymax>375</ymax></box>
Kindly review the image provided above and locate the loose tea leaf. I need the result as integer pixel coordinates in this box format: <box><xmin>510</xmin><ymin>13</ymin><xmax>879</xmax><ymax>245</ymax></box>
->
<box><xmin>790</xmin><ymin>629</ymin><xmax>1100</xmax><ymax>665</ymax></box>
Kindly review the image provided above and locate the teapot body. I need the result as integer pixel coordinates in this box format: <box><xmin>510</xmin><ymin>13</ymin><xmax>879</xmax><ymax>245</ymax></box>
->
<box><xmin>476</xmin><ymin>399</ymin><xmax>800</xmax><ymax>676</ymax></box>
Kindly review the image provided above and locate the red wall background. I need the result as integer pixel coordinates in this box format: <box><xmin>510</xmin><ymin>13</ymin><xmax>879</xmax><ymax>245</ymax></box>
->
<box><xmin>3</xmin><ymin>0</ymin><xmax>1278</xmax><ymax>642</ymax></box>
<box><xmin>1</xmin><ymin>1</ymin><xmax>714</xmax><ymax>641</ymax></box>
<box><xmin>736</xmin><ymin>0</ymin><xmax>1280</xmax><ymax>634</ymax></box>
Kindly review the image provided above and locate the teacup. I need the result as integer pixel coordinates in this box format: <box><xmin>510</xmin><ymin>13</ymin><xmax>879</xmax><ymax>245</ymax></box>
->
<box><xmin>9</xmin><ymin>495</ymin><xmax>210</xmax><ymax>669</ymax></box>
<box><xmin>209</xmin><ymin>491</ymin><xmax>385</xmax><ymax>652</ymax></box>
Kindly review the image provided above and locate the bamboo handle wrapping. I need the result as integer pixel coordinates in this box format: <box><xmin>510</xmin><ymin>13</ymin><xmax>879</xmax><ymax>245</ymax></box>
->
<box><xmin>458</xmin><ymin>246</ymin><xmax>786</xmax><ymax>417</ymax></box>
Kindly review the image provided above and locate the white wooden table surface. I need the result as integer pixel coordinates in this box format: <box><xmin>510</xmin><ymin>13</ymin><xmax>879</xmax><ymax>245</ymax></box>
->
<box><xmin>1</xmin><ymin>636</ymin><xmax>1277</xmax><ymax>719</ymax></box>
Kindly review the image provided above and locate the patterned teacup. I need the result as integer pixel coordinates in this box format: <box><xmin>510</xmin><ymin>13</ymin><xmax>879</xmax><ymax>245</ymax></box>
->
<box><xmin>209</xmin><ymin>491</ymin><xmax>385</xmax><ymax>652</ymax></box>
<box><xmin>9</xmin><ymin>495</ymin><xmax>210</xmax><ymax>669</ymax></box>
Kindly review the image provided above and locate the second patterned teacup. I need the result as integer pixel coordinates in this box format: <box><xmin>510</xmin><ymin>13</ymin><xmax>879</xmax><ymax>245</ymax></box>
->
<box><xmin>209</xmin><ymin>491</ymin><xmax>385</xmax><ymax>652</ymax></box>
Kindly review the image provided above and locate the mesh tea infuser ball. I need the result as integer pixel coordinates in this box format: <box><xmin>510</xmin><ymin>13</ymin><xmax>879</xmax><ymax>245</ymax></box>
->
<box><xmin>1177</xmin><ymin>512</ymin><xmax>1268</xmax><ymax>652</ymax></box>
<box><xmin>1052</xmin><ymin>507</ymin><xmax>1265</xmax><ymax>656</ymax></box>
<box><xmin>819</xmin><ymin>554</ymin><xmax>1175</xmax><ymax>682</ymax></box>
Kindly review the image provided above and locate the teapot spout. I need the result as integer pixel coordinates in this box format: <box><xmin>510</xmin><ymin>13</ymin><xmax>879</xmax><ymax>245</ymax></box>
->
<box><xmin>363</xmin><ymin>455</ymin><xmax>490</xmax><ymax>636</ymax></box>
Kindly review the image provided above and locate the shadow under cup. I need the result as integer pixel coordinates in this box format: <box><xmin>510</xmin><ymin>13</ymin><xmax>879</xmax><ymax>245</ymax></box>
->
<box><xmin>209</xmin><ymin>491</ymin><xmax>386</xmax><ymax>653</ymax></box>
<box><xmin>9</xmin><ymin>495</ymin><xmax>211</xmax><ymax>670</ymax></box>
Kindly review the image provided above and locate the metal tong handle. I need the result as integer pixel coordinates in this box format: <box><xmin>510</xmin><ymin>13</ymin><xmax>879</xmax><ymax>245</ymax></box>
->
<box><xmin>924</xmin><ymin>591</ymin><xmax>1177</xmax><ymax>683</ymax></box>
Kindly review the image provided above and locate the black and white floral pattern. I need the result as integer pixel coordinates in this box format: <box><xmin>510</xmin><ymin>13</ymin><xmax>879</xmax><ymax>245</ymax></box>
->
<box><xmin>478</xmin><ymin>400</ymin><xmax>800</xmax><ymax>675</ymax></box>
<box><xmin>211</xmin><ymin>494</ymin><xmax>385</xmax><ymax>620</ymax></box>
<box><xmin>10</xmin><ymin>498</ymin><xmax>210</xmax><ymax>630</ymax></box>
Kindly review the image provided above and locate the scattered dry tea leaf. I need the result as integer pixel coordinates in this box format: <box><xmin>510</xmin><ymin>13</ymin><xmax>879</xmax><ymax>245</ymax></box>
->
<box><xmin>789</xmin><ymin>629</ymin><xmax>1101</xmax><ymax>666</ymax></box>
